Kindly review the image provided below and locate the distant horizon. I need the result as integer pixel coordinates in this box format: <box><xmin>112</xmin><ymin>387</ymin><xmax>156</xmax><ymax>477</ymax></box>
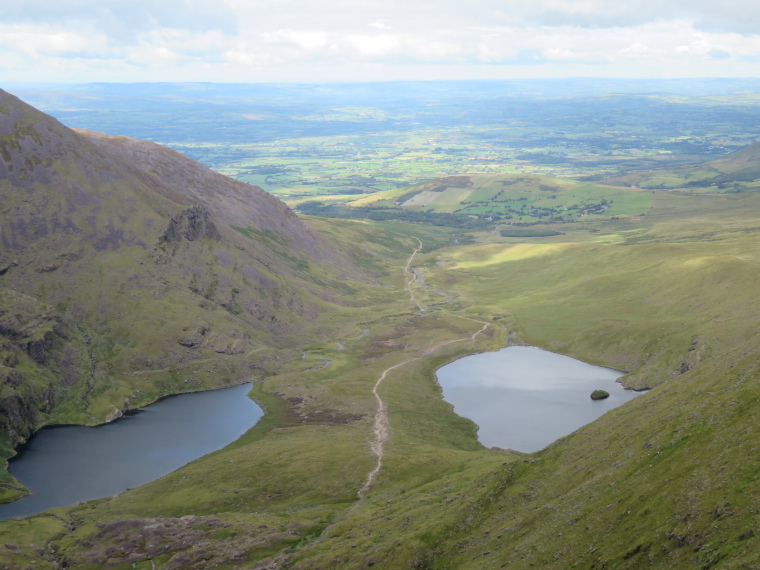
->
<box><xmin>7</xmin><ymin>76</ymin><xmax>760</xmax><ymax>90</ymax></box>
<box><xmin>7</xmin><ymin>76</ymin><xmax>760</xmax><ymax>84</ymax></box>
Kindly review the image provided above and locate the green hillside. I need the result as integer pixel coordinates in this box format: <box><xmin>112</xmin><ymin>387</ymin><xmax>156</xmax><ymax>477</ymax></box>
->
<box><xmin>607</xmin><ymin>140</ymin><xmax>760</xmax><ymax>192</ymax></box>
<box><xmin>285</xmin><ymin>190</ymin><xmax>760</xmax><ymax>569</ymax></box>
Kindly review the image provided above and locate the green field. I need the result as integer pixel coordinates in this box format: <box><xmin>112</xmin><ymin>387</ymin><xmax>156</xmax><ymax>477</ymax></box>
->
<box><xmin>608</xmin><ymin>141</ymin><xmax>760</xmax><ymax>193</ymax></box>
<box><xmin>345</xmin><ymin>173</ymin><xmax>654</xmax><ymax>223</ymax></box>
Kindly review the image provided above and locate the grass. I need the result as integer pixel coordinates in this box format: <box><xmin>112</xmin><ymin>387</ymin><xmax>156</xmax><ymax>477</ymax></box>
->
<box><xmin>276</xmin><ymin>190</ymin><xmax>760</xmax><ymax>569</ymax></box>
<box><xmin>2</xmin><ymin>181</ymin><xmax>760</xmax><ymax>568</ymax></box>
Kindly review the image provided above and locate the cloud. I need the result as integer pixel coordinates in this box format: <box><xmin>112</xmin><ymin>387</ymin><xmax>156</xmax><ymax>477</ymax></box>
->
<box><xmin>468</xmin><ymin>0</ymin><xmax>760</xmax><ymax>36</ymax></box>
<box><xmin>708</xmin><ymin>48</ymin><xmax>732</xmax><ymax>59</ymax></box>
<box><xmin>0</xmin><ymin>0</ymin><xmax>237</xmax><ymax>41</ymax></box>
<box><xmin>0</xmin><ymin>25</ymin><xmax>113</xmax><ymax>58</ymax></box>
<box><xmin>2</xmin><ymin>0</ymin><xmax>760</xmax><ymax>82</ymax></box>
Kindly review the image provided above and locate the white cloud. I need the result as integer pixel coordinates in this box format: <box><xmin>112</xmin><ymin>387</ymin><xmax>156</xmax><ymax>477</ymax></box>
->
<box><xmin>262</xmin><ymin>30</ymin><xmax>331</xmax><ymax>53</ymax></box>
<box><xmin>0</xmin><ymin>24</ymin><xmax>113</xmax><ymax>58</ymax></box>
<box><xmin>0</xmin><ymin>0</ymin><xmax>237</xmax><ymax>39</ymax></box>
<box><xmin>344</xmin><ymin>34</ymin><xmax>401</xmax><ymax>58</ymax></box>
<box><xmin>2</xmin><ymin>0</ymin><xmax>760</xmax><ymax>81</ymax></box>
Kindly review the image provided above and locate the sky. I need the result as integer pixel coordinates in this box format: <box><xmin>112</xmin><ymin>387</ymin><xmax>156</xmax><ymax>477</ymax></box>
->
<box><xmin>2</xmin><ymin>0</ymin><xmax>760</xmax><ymax>83</ymax></box>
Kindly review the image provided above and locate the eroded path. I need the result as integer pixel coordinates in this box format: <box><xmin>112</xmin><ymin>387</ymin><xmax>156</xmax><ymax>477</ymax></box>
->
<box><xmin>405</xmin><ymin>237</ymin><xmax>425</xmax><ymax>312</ymax></box>
<box><xmin>358</xmin><ymin>239</ymin><xmax>490</xmax><ymax>498</ymax></box>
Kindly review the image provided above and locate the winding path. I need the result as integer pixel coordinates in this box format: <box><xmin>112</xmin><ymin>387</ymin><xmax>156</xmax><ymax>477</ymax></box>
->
<box><xmin>405</xmin><ymin>237</ymin><xmax>425</xmax><ymax>312</ymax></box>
<box><xmin>358</xmin><ymin>240</ymin><xmax>491</xmax><ymax>498</ymax></box>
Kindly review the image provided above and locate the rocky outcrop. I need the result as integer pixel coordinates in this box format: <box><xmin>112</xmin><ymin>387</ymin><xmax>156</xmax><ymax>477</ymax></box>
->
<box><xmin>1</xmin><ymin>387</ymin><xmax>55</xmax><ymax>444</ymax></box>
<box><xmin>160</xmin><ymin>205</ymin><xmax>221</xmax><ymax>249</ymax></box>
<box><xmin>0</xmin><ymin>290</ymin><xmax>68</xmax><ymax>447</ymax></box>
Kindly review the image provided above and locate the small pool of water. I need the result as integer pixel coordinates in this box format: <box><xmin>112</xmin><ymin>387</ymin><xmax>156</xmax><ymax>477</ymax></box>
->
<box><xmin>0</xmin><ymin>383</ymin><xmax>262</xmax><ymax>521</ymax></box>
<box><xmin>436</xmin><ymin>346</ymin><xmax>641</xmax><ymax>452</ymax></box>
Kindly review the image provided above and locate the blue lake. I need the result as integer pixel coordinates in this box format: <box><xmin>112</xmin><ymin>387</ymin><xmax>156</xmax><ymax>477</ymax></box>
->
<box><xmin>0</xmin><ymin>382</ymin><xmax>262</xmax><ymax>521</ymax></box>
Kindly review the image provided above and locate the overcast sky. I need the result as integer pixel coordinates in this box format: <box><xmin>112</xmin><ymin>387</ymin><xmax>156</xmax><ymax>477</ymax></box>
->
<box><xmin>2</xmin><ymin>0</ymin><xmax>760</xmax><ymax>83</ymax></box>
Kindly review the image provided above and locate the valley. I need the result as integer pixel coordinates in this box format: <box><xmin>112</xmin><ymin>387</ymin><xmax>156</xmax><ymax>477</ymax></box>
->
<box><xmin>0</xmin><ymin>84</ymin><xmax>759</xmax><ymax>569</ymax></box>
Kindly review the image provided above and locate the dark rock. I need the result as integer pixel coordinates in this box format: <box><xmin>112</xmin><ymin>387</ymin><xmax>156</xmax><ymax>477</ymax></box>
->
<box><xmin>160</xmin><ymin>205</ymin><xmax>221</xmax><ymax>248</ymax></box>
<box><xmin>739</xmin><ymin>528</ymin><xmax>755</xmax><ymax>540</ymax></box>
<box><xmin>177</xmin><ymin>326</ymin><xmax>209</xmax><ymax>348</ymax></box>
<box><xmin>0</xmin><ymin>261</ymin><xmax>18</xmax><ymax>275</ymax></box>
<box><xmin>25</xmin><ymin>332</ymin><xmax>54</xmax><ymax>365</ymax></box>
<box><xmin>3</xmin><ymin>368</ymin><xmax>22</xmax><ymax>387</ymax></box>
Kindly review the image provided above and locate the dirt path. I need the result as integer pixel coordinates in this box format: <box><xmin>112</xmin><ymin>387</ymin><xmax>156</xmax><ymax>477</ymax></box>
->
<box><xmin>284</xmin><ymin>241</ymin><xmax>494</xmax><ymax>565</ymax></box>
<box><xmin>357</xmin><ymin>240</ymin><xmax>491</xmax><ymax>498</ymax></box>
<box><xmin>405</xmin><ymin>237</ymin><xmax>425</xmax><ymax>312</ymax></box>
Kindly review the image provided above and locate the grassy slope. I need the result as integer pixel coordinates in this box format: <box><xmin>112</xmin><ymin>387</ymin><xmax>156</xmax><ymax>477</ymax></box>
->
<box><xmin>0</xmin><ymin>185</ymin><xmax>759</xmax><ymax>568</ymax></box>
<box><xmin>432</xmin><ymin>194</ymin><xmax>760</xmax><ymax>389</ymax></box>
<box><xmin>282</xmin><ymin>192</ymin><xmax>760</xmax><ymax>569</ymax></box>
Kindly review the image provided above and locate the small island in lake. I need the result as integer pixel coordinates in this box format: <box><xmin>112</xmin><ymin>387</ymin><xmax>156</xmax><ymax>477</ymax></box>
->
<box><xmin>590</xmin><ymin>390</ymin><xmax>610</xmax><ymax>400</ymax></box>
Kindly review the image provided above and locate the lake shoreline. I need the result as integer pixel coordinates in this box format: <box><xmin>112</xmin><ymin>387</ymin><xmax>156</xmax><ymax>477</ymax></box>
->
<box><xmin>435</xmin><ymin>345</ymin><xmax>642</xmax><ymax>453</ymax></box>
<box><xmin>0</xmin><ymin>382</ymin><xmax>262</xmax><ymax>519</ymax></box>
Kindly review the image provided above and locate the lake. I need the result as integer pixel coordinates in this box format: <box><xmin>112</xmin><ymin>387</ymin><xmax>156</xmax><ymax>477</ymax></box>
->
<box><xmin>0</xmin><ymin>382</ymin><xmax>262</xmax><ymax>521</ymax></box>
<box><xmin>436</xmin><ymin>346</ymin><xmax>641</xmax><ymax>452</ymax></box>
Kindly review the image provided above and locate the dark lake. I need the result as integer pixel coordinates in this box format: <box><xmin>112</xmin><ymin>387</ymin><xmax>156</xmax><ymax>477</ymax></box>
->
<box><xmin>0</xmin><ymin>383</ymin><xmax>262</xmax><ymax>521</ymax></box>
<box><xmin>436</xmin><ymin>346</ymin><xmax>641</xmax><ymax>453</ymax></box>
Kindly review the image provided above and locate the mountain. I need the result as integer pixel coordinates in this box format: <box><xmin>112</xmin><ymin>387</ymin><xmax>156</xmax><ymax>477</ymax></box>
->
<box><xmin>0</xmin><ymin>88</ymin><xmax>377</xmax><ymax>499</ymax></box>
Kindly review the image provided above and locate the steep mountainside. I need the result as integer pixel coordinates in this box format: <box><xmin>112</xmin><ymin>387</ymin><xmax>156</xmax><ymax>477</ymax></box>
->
<box><xmin>0</xmin><ymin>89</ymin><xmax>380</xmax><ymax>499</ymax></box>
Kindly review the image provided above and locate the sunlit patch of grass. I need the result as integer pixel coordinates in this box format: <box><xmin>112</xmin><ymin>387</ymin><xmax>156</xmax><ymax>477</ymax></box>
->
<box><xmin>451</xmin><ymin>243</ymin><xmax>575</xmax><ymax>268</ymax></box>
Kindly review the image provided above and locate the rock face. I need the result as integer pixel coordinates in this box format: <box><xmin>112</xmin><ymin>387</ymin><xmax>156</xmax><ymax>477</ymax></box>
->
<box><xmin>160</xmin><ymin>205</ymin><xmax>221</xmax><ymax>249</ymax></box>
<box><xmin>0</xmin><ymin>289</ymin><xmax>80</xmax><ymax>450</ymax></box>
<box><xmin>0</xmin><ymin>88</ymin><xmax>368</xmax><ymax>491</ymax></box>
<box><xmin>590</xmin><ymin>389</ymin><xmax>610</xmax><ymax>400</ymax></box>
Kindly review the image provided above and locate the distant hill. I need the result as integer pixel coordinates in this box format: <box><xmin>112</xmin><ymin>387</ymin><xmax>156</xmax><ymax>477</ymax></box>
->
<box><xmin>0</xmin><ymin>89</ymin><xmax>371</xmax><ymax>499</ymax></box>
<box><xmin>605</xmin><ymin>141</ymin><xmax>760</xmax><ymax>192</ymax></box>
<box><xmin>297</xmin><ymin>173</ymin><xmax>653</xmax><ymax>227</ymax></box>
